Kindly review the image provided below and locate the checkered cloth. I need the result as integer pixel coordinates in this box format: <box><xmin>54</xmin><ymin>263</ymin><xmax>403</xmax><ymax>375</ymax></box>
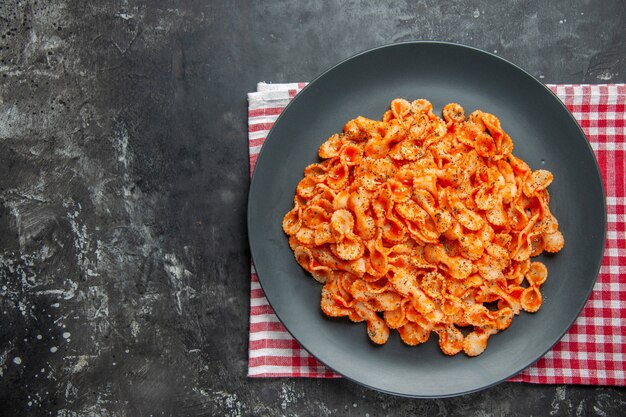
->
<box><xmin>247</xmin><ymin>83</ymin><xmax>626</xmax><ymax>384</ymax></box>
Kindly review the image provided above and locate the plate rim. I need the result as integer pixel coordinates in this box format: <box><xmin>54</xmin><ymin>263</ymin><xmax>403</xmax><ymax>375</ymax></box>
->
<box><xmin>247</xmin><ymin>41</ymin><xmax>607</xmax><ymax>398</ymax></box>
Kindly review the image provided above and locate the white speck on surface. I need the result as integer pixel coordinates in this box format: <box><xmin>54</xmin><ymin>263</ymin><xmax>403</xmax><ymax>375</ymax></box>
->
<box><xmin>13</xmin><ymin>357</ymin><xmax>22</xmax><ymax>365</ymax></box>
<box><xmin>62</xmin><ymin>332</ymin><xmax>71</xmax><ymax>339</ymax></box>
<box><xmin>559</xmin><ymin>19</ymin><xmax>563</xmax><ymax>24</ymax></box>
<box><xmin>550</xmin><ymin>386</ymin><xmax>567</xmax><ymax>415</ymax></box>
<box><xmin>193</xmin><ymin>388</ymin><xmax>245</xmax><ymax>417</ymax></box>
<box><xmin>353</xmin><ymin>403</ymin><xmax>357</xmax><ymax>408</ymax></box>
<box><xmin>593</xmin><ymin>405</ymin><xmax>607</xmax><ymax>417</ymax></box>
<box><xmin>51</xmin><ymin>303</ymin><xmax>60</xmax><ymax>308</ymax></box>
<box><xmin>86</xmin><ymin>286</ymin><xmax>109</xmax><ymax>321</ymax></box>
<box><xmin>472</xmin><ymin>9</ymin><xmax>480</xmax><ymax>18</ymax></box>
<box><xmin>130</xmin><ymin>320</ymin><xmax>140</xmax><ymax>339</ymax></box>
<box><xmin>116</xmin><ymin>12</ymin><xmax>134</xmax><ymax>20</ymax></box>
<box><xmin>50</xmin><ymin>346</ymin><xmax>58</xmax><ymax>353</ymax></box>
<box><xmin>164</xmin><ymin>253</ymin><xmax>195</xmax><ymax>315</ymax></box>
<box><xmin>113</xmin><ymin>121</ymin><xmax>130</xmax><ymax>168</ymax></box>
<box><xmin>57</xmin><ymin>403</ymin><xmax>116</xmax><ymax>417</ymax></box>
<box><xmin>493</xmin><ymin>49</ymin><xmax>498</xmax><ymax>54</ymax></box>
<box><xmin>64</xmin><ymin>381</ymin><xmax>77</xmax><ymax>401</ymax></box>
<box><xmin>69</xmin><ymin>355</ymin><xmax>91</xmax><ymax>373</ymax></box>
<box><xmin>597</xmin><ymin>70</ymin><xmax>614</xmax><ymax>81</ymax></box>
<box><xmin>278</xmin><ymin>382</ymin><xmax>302</xmax><ymax>410</ymax></box>
<box><xmin>65</xmin><ymin>201</ymin><xmax>99</xmax><ymax>279</ymax></box>
<box><xmin>539</xmin><ymin>75</ymin><xmax>545</xmax><ymax>79</ymax></box>
<box><xmin>36</xmin><ymin>335</ymin><xmax>42</xmax><ymax>340</ymax></box>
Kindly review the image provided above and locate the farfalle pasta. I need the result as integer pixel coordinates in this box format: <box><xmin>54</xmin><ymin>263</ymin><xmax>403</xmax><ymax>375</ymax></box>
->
<box><xmin>282</xmin><ymin>98</ymin><xmax>564</xmax><ymax>356</ymax></box>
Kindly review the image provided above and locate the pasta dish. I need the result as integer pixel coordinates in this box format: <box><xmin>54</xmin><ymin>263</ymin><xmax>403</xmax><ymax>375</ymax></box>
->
<box><xmin>282</xmin><ymin>98</ymin><xmax>564</xmax><ymax>356</ymax></box>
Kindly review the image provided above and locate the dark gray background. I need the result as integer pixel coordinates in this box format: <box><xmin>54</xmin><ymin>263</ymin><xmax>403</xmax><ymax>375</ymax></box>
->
<box><xmin>0</xmin><ymin>1</ymin><xmax>624</xmax><ymax>416</ymax></box>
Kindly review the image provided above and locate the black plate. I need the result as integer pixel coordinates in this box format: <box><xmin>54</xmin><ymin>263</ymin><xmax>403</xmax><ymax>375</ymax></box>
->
<box><xmin>247</xmin><ymin>42</ymin><xmax>606</xmax><ymax>397</ymax></box>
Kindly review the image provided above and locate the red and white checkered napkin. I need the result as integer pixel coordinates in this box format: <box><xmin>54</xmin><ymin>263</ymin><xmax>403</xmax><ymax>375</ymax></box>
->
<box><xmin>247</xmin><ymin>82</ymin><xmax>626</xmax><ymax>384</ymax></box>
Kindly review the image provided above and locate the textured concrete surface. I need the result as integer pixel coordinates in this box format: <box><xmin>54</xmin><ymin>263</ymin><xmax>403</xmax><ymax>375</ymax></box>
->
<box><xmin>0</xmin><ymin>1</ymin><xmax>624</xmax><ymax>416</ymax></box>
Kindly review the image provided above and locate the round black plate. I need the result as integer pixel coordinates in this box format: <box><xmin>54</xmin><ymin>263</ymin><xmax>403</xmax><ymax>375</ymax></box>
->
<box><xmin>247</xmin><ymin>42</ymin><xmax>606</xmax><ymax>397</ymax></box>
